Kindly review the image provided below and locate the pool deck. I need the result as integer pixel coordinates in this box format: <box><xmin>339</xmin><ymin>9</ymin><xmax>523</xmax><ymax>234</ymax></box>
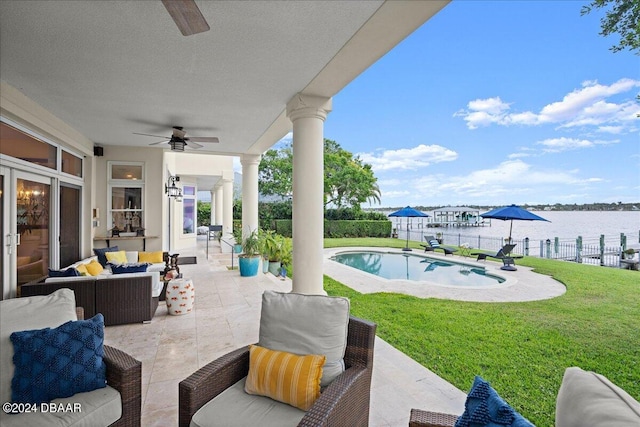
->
<box><xmin>324</xmin><ymin>247</ymin><xmax>566</xmax><ymax>302</ymax></box>
<box><xmin>104</xmin><ymin>240</ymin><xmax>566</xmax><ymax>426</ymax></box>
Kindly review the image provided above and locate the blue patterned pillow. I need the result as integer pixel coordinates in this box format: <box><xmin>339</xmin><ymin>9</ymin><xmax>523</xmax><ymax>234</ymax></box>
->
<box><xmin>48</xmin><ymin>267</ymin><xmax>80</xmax><ymax>277</ymax></box>
<box><xmin>110</xmin><ymin>263</ymin><xmax>150</xmax><ymax>274</ymax></box>
<box><xmin>454</xmin><ymin>376</ymin><xmax>534</xmax><ymax>427</ymax></box>
<box><xmin>93</xmin><ymin>246</ymin><xmax>119</xmax><ymax>267</ymax></box>
<box><xmin>10</xmin><ymin>314</ymin><xmax>106</xmax><ymax>404</ymax></box>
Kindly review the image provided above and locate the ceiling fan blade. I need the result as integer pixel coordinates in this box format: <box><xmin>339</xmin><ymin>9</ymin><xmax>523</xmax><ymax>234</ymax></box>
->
<box><xmin>187</xmin><ymin>137</ymin><xmax>219</xmax><ymax>143</ymax></box>
<box><xmin>133</xmin><ymin>132</ymin><xmax>168</xmax><ymax>138</ymax></box>
<box><xmin>161</xmin><ymin>0</ymin><xmax>210</xmax><ymax>36</ymax></box>
<box><xmin>149</xmin><ymin>139</ymin><xmax>170</xmax><ymax>145</ymax></box>
<box><xmin>187</xmin><ymin>141</ymin><xmax>204</xmax><ymax>149</ymax></box>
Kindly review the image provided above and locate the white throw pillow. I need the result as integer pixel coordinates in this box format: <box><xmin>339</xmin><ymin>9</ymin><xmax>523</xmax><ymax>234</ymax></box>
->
<box><xmin>556</xmin><ymin>367</ymin><xmax>640</xmax><ymax>427</ymax></box>
<box><xmin>258</xmin><ymin>290</ymin><xmax>350</xmax><ymax>387</ymax></box>
<box><xmin>0</xmin><ymin>289</ymin><xmax>77</xmax><ymax>405</ymax></box>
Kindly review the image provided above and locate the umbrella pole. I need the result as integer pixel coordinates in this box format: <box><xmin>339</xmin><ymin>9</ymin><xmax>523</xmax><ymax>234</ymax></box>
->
<box><xmin>508</xmin><ymin>220</ymin><xmax>513</xmax><ymax>244</ymax></box>
<box><xmin>403</xmin><ymin>222</ymin><xmax>411</xmax><ymax>251</ymax></box>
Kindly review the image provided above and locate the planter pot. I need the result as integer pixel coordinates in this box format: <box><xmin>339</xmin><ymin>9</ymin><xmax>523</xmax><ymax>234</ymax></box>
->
<box><xmin>268</xmin><ymin>261</ymin><xmax>281</xmax><ymax>276</ymax></box>
<box><xmin>234</xmin><ymin>244</ymin><xmax>242</xmax><ymax>254</ymax></box>
<box><xmin>239</xmin><ymin>256</ymin><xmax>260</xmax><ymax>277</ymax></box>
<box><xmin>262</xmin><ymin>257</ymin><xmax>269</xmax><ymax>273</ymax></box>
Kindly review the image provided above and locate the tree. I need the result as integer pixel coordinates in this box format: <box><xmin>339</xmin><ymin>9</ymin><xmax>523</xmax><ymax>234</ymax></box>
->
<box><xmin>323</xmin><ymin>139</ymin><xmax>381</xmax><ymax>208</ymax></box>
<box><xmin>258</xmin><ymin>145</ymin><xmax>293</xmax><ymax>198</ymax></box>
<box><xmin>258</xmin><ymin>139</ymin><xmax>381</xmax><ymax>209</ymax></box>
<box><xmin>197</xmin><ymin>200</ymin><xmax>211</xmax><ymax>226</ymax></box>
<box><xmin>582</xmin><ymin>0</ymin><xmax>640</xmax><ymax>54</ymax></box>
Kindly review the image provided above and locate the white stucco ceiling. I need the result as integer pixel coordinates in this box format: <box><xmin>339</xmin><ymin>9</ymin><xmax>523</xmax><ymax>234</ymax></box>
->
<box><xmin>0</xmin><ymin>0</ymin><xmax>448</xmax><ymax>156</ymax></box>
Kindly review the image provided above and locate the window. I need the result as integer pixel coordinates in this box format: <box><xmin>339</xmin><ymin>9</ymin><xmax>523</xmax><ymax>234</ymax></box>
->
<box><xmin>0</xmin><ymin>122</ymin><xmax>57</xmax><ymax>170</ymax></box>
<box><xmin>61</xmin><ymin>150</ymin><xmax>83</xmax><ymax>177</ymax></box>
<box><xmin>183</xmin><ymin>185</ymin><xmax>196</xmax><ymax>234</ymax></box>
<box><xmin>108</xmin><ymin>162</ymin><xmax>144</xmax><ymax>235</ymax></box>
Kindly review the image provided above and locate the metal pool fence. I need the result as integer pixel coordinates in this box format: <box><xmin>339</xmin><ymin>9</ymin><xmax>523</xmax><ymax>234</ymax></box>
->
<box><xmin>400</xmin><ymin>229</ymin><xmax>639</xmax><ymax>269</ymax></box>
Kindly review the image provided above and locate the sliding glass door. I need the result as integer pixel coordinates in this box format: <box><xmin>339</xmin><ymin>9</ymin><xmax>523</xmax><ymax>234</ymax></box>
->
<box><xmin>15</xmin><ymin>175</ymin><xmax>50</xmax><ymax>288</ymax></box>
<box><xmin>59</xmin><ymin>185</ymin><xmax>80</xmax><ymax>268</ymax></box>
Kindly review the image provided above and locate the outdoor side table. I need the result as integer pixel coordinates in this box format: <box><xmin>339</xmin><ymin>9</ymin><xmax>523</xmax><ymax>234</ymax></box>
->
<box><xmin>459</xmin><ymin>244</ymin><xmax>472</xmax><ymax>257</ymax></box>
<box><xmin>166</xmin><ymin>278</ymin><xmax>195</xmax><ymax>315</ymax></box>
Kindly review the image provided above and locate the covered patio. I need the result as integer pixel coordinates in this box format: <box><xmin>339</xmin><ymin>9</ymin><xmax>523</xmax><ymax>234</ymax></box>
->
<box><xmin>106</xmin><ymin>237</ymin><xmax>466</xmax><ymax>426</ymax></box>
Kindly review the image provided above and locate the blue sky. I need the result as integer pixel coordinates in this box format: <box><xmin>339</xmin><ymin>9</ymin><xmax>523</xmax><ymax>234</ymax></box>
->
<box><xmin>239</xmin><ymin>1</ymin><xmax>639</xmax><ymax>208</ymax></box>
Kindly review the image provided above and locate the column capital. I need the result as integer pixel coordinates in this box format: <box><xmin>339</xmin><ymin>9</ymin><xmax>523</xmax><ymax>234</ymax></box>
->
<box><xmin>240</xmin><ymin>153</ymin><xmax>261</xmax><ymax>167</ymax></box>
<box><xmin>286</xmin><ymin>93</ymin><xmax>332</xmax><ymax>122</ymax></box>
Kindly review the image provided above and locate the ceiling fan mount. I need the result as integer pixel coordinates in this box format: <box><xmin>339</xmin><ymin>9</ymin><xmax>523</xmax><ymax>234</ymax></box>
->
<box><xmin>134</xmin><ymin>126</ymin><xmax>219</xmax><ymax>151</ymax></box>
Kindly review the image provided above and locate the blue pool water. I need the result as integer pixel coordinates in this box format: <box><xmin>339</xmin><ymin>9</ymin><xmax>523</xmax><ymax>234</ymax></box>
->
<box><xmin>331</xmin><ymin>251</ymin><xmax>505</xmax><ymax>287</ymax></box>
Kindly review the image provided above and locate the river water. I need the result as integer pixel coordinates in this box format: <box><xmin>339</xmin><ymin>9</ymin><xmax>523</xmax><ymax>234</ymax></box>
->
<box><xmin>389</xmin><ymin>210</ymin><xmax>640</xmax><ymax>246</ymax></box>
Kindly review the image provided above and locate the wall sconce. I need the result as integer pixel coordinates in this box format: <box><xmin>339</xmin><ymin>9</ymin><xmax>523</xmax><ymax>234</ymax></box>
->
<box><xmin>165</xmin><ymin>175</ymin><xmax>183</xmax><ymax>199</ymax></box>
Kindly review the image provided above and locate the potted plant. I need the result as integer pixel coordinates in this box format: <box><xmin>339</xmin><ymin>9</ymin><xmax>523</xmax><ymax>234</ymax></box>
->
<box><xmin>265</xmin><ymin>232</ymin><xmax>284</xmax><ymax>276</ymax></box>
<box><xmin>232</xmin><ymin>226</ymin><xmax>243</xmax><ymax>254</ymax></box>
<box><xmin>278</xmin><ymin>237</ymin><xmax>292</xmax><ymax>278</ymax></box>
<box><xmin>623</xmin><ymin>248</ymin><xmax>636</xmax><ymax>260</ymax></box>
<box><xmin>238</xmin><ymin>230</ymin><xmax>261</xmax><ymax>277</ymax></box>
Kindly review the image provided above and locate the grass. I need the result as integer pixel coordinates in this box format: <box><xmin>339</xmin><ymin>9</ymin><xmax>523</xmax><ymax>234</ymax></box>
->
<box><xmin>322</xmin><ymin>238</ymin><xmax>640</xmax><ymax>427</ymax></box>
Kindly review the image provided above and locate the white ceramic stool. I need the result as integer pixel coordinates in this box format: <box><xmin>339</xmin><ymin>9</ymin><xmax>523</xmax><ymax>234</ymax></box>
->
<box><xmin>166</xmin><ymin>277</ymin><xmax>195</xmax><ymax>315</ymax></box>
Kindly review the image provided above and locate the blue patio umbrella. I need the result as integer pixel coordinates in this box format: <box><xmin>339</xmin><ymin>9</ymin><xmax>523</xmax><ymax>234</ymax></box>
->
<box><xmin>388</xmin><ymin>206</ymin><xmax>429</xmax><ymax>251</ymax></box>
<box><xmin>480</xmin><ymin>204</ymin><xmax>549</xmax><ymax>243</ymax></box>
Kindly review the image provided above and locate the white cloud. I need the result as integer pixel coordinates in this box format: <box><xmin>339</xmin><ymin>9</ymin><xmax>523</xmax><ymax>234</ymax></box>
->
<box><xmin>597</xmin><ymin>125</ymin><xmax>625</xmax><ymax>134</ymax></box>
<box><xmin>455</xmin><ymin>78</ymin><xmax>640</xmax><ymax>132</ymax></box>
<box><xmin>536</xmin><ymin>137</ymin><xmax>618</xmax><ymax>153</ymax></box>
<box><xmin>384</xmin><ymin>159</ymin><xmax>595</xmax><ymax>205</ymax></box>
<box><xmin>358</xmin><ymin>144</ymin><xmax>458</xmax><ymax>171</ymax></box>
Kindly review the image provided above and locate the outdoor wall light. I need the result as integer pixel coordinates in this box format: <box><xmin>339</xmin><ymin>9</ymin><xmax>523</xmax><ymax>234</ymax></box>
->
<box><xmin>165</xmin><ymin>175</ymin><xmax>183</xmax><ymax>199</ymax></box>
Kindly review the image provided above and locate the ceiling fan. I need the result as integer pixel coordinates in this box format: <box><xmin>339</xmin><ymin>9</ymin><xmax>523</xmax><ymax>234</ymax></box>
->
<box><xmin>161</xmin><ymin>0</ymin><xmax>210</xmax><ymax>37</ymax></box>
<box><xmin>134</xmin><ymin>126</ymin><xmax>219</xmax><ymax>151</ymax></box>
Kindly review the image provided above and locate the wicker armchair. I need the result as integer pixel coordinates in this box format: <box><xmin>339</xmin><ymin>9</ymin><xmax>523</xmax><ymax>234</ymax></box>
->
<box><xmin>179</xmin><ymin>316</ymin><xmax>377</xmax><ymax>427</ymax></box>
<box><xmin>409</xmin><ymin>409</ymin><xmax>458</xmax><ymax>427</ymax></box>
<box><xmin>76</xmin><ymin>307</ymin><xmax>143</xmax><ymax>427</ymax></box>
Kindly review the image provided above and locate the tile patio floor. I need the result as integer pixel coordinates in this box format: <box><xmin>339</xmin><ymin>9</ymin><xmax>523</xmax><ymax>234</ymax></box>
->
<box><xmin>104</xmin><ymin>237</ymin><xmax>566</xmax><ymax>426</ymax></box>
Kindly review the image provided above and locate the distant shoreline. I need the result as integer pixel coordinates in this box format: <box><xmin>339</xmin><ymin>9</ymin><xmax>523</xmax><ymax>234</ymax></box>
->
<box><xmin>367</xmin><ymin>203</ymin><xmax>640</xmax><ymax>212</ymax></box>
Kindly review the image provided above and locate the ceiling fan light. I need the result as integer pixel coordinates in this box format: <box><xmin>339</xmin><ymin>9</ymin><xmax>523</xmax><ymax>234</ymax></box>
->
<box><xmin>170</xmin><ymin>139</ymin><xmax>186</xmax><ymax>151</ymax></box>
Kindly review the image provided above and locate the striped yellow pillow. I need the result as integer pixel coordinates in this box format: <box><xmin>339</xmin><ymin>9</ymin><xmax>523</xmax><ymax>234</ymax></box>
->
<box><xmin>245</xmin><ymin>345</ymin><xmax>325</xmax><ymax>411</ymax></box>
<box><xmin>138</xmin><ymin>251</ymin><xmax>163</xmax><ymax>263</ymax></box>
<box><xmin>105</xmin><ymin>250</ymin><xmax>127</xmax><ymax>264</ymax></box>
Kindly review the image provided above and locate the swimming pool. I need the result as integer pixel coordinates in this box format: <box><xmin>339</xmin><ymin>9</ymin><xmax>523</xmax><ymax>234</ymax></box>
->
<box><xmin>331</xmin><ymin>251</ymin><xmax>505</xmax><ymax>287</ymax></box>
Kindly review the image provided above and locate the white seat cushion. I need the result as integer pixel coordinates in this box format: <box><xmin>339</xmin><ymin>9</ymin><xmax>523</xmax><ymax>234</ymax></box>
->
<box><xmin>0</xmin><ymin>386</ymin><xmax>122</xmax><ymax>427</ymax></box>
<box><xmin>190</xmin><ymin>378</ymin><xmax>305</xmax><ymax>427</ymax></box>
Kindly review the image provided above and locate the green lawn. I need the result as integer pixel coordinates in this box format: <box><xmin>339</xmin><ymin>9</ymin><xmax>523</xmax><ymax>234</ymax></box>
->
<box><xmin>322</xmin><ymin>238</ymin><xmax>640</xmax><ymax>427</ymax></box>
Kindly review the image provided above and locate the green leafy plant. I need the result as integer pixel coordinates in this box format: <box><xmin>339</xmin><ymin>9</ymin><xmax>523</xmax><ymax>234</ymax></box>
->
<box><xmin>264</xmin><ymin>231</ymin><xmax>284</xmax><ymax>262</ymax></box>
<box><xmin>240</xmin><ymin>229</ymin><xmax>261</xmax><ymax>257</ymax></box>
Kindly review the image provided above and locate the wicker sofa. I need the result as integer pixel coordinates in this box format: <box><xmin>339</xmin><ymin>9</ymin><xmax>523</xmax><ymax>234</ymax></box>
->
<box><xmin>0</xmin><ymin>289</ymin><xmax>141</xmax><ymax>427</ymax></box>
<box><xmin>21</xmin><ymin>273</ymin><xmax>160</xmax><ymax>326</ymax></box>
<box><xmin>20</xmin><ymin>251</ymin><xmax>166</xmax><ymax>326</ymax></box>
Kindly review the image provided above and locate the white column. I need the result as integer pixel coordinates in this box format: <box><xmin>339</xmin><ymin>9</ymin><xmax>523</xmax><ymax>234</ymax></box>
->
<box><xmin>214</xmin><ymin>185</ymin><xmax>223</xmax><ymax>225</ymax></box>
<box><xmin>286</xmin><ymin>93</ymin><xmax>332</xmax><ymax>295</ymax></box>
<box><xmin>222</xmin><ymin>177</ymin><xmax>234</xmax><ymax>238</ymax></box>
<box><xmin>241</xmin><ymin>154</ymin><xmax>261</xmax><ymax>239</ymax></box>
<box><xmin>209</xmin><ymin>190</ymin><xmax>215</xmax><ymax>225</ymax></box>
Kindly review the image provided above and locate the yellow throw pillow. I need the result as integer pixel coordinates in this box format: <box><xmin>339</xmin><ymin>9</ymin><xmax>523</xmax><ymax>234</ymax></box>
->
<box><xmin>245</xmin><ymin>345</ymin><xmax>325</xmax><ymax>411</ymax></box>
<box><xmin>85</xmin><ymin>259</ymin><xmax>104</xmax><ymax>276</ymax></box>
<box><xmin>75</xmin><ymin>264</ymin><xmax>89</xmax><ymax>276</ymax></box>
<box><xmin>105</xmin><ymin>250</ymin><xmax>127</xmax><ymax>264</ymax></box>
<box><xmin>138</xmin><ymin>251</ymin><xmax>163</xmax><ymax>263</ymax></box>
